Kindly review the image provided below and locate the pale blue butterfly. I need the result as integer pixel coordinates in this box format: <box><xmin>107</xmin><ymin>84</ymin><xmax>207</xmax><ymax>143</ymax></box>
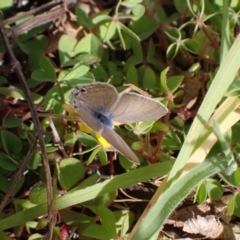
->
<box><xmin>70</xmin><ymin>82</ymin><xmax>168</xmax><ymax>164</ymax></box>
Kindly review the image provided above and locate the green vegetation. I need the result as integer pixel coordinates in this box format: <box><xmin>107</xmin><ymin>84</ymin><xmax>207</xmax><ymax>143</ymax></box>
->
<box><xmin>0</xmin><ymin>0</ymin><xmax>240</xmax><ymax>239</ymax></box>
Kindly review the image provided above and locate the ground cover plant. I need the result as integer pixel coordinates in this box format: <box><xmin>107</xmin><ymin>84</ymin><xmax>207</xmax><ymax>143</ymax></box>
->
<box><xmin>0</xmin><ymin>0</ymin><xmax>240</xmax><ymax>239</ymax></box>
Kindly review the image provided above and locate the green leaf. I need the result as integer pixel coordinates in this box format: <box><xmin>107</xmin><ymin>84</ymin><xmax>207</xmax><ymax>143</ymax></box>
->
<box><xmin>166</xmin><ymin>42</ymin><xmax>179</xmax><ymax>58</ymax></box>
<box><xmin>14</xmin><ymin>199</ymin><xmax>36</xmax><ymax>212</ymax></box>
<box><xmin>46</xmin><ymin>146</ymin><xmax>58</xmax><ymax>153</ymax></box>
<box><xmin>156</xmin><ymin>5</ymin><xmax>176</xmax><ymax>24</ymax></box>
<box><xmin>151</xmin><ymin>121</ymin><xmax>169</xmax><ymax>134</ymax></box>
<box><xmin>58</xmin><ymin>35</ymin><xmax>77</xmax><ymax>67</ymax></box>
<box><xmin>227</xmin><ymin>76</ymin><xmax>240</xmax><ymax>97</ymax></box>
<box><xmin>61</xmin><ymin>64</ymin><xmax>90</xmax><ymax>82</ymax></box>
<box><xmin>142</xmin><ymin>67</ymin><xmax>157</xmax><ymax>89</ymax></box>
<box><xmin>31</xmin><ymin>69</ymin><xmax>55</xmax><ymax>82</ymax></box>
<box><xmin>17</xmin><ymin>35</ymin><xmax>48</xmax><ymax>55</ymax></box>
<box><xmin>119</xmin><ymin>154</ymin><xmax>138</xmax><ymax>169</ymax></box>
<box><xmin>126</xmin><ymin>65</ymin><xmax>138</xmax><ymax>85</ymax></box>
<box><xmin>119</xmin><ymin>22</ymin><xmax>140</xmax><ymax>42</ymax></box>
<box><xmin>174</xmin><ymin>0</ymin><xmax>188</xmax><ymax>14</ymax></box>
<box><xmin>166</xmin><ymin>75</ymin><xmax>184</xmax><ymax>93</ymax></box>
<box><xmin>233</xmin><ymin>193</ymin><xmax>240</xmax><ymax>217</ymax></box>
<box><xmin>121</xmin><ymin>0</ymin><xmax>143</xmax><ymax>8</ymax></box>
<box><xmin>35</xmin><ymin>219</ymin><xmax>48</xmax><ymax>230</ymax></box>
<box><xmin>114</xmin><ymin>210</ymin><xmax>135</xmax><ymax>236</ymax></box>
<box><xmin>64</xmin><ymin>54</ymin><xmax>99</xmax><ymax>67</ymax></box>
<box><xmin>227</xmin><ymin>194</ymin><xmax>235</xmax><ymax>215</ymax></box>
<box><xmin>130</xmin><ymin>157</ymin><xmax>227</xmax><ymax>239</ymax></box>
<box><xmin>84</xmin><ymin>191</ymin><xmax>116</xmax><ymax>207</ymax></box>
<box><xmin>108</xmin><ymin>64</ymin><xmax>123</xmax><ymax>85</ymax></box>
<box><xmin>64</xmin><ymin>132</ymin><xmax>77</xmax><ymax>147</ymax></box>
<box><xmin>75</xmin><ymin>5</ymin><xmax>95</xmax><ymax>29</ymax></box>
<box><xmin>147</xmin><ymin>39</ymin><xmax>162</xmax><ymax>70</ymax></box>
<box><xmin>0</xmin><ymin>87</ymin><xmax>43</xmax><ymax>104</ymax></box>
<box><xmin>101</xmin><ymin>20</ymin><xmax>117</xmax><ymax>42</ymax></box>
<box><xmin>0</xmin><ymin>76</ymin><xmax>7</xmax><ymax>84</ymax></box>
<box><xmin>92</xmin><ymin>13</ymin><xmax>111</xmax><ymax>25</ymax></box>
<box><xmin>70</xmin><ymin>174</ymin><xmax>100</xmax><ymax>192</ymax></box>
<box><xmin>3</xmin><ymin>118</ymin><xmax>21</xmax><ymax>128</ymax></box>
<box><xmin>182</xmin><ymin>39</ymin><xmax>200</xmax><ymax>54</ymax></box>
<box><xmin>0</xmin><ymin>0</ymin><xmax>13</xmax><ymax>10</ymax></box>
<box><xmin>0</xmin><ymin>230</ymin><xmax>12</xmax><ymax>240</ymax></box>
<box><xmin>231</xmin><ymin>123</ymin><xmax>240</xmax><ymax>144</ymax></box>
<box><xmin>1</xmin><ymin>130</ymin><xmax>22</xmax><ymax>155</ymax></box>
<box><xmin>96</xmin><ymin>206</ymin><xmax>117</xmax><ymax>236</ymax></box>
<box><xmin>124</xmin><ymin>38</ymin><xmax>142</xmax><ymax>69</ymax></box>
<box><xmin>91</xmin><ymin>64</ymin><xmax>108</xmax><ymax>82</ymax></box>
<box><xmin>27</xmin><ymin>152</ymin><xmax>42</xmax><ymax>170</ymax></box>
<box><xmin>83</xmin><ymin>224</ymin><xmax>115</xmax><ymax>239</ymax></box>
<box><xmin>0</xmin><ymin>175</ymin><xmax>22</xmax><ymax>195</ymax></box>
<box><xmin>129</xmin><ymin>15</ymin><xmax>158</xmax><ymax>40</ymax></box>
<box><xmin>17</xmin><ymin>23</ymin><xmax>50</xmax><ymax>42</ymax></box>
<box><xmin>205</xmin><ymin>179</ymin><xmax>223</xmax><ymax>200</ymax></box>
<box><xmin>39</xmin><ymin>55</ymin><xmax>56</xmax><ymax>79</ymax></box>
<box><xmin>232</xmin><ymin>168</ymin><xmax>240</xmax><ymax>186</ymax></box>
<box><xmin>97</xmin><ymin>149</ymin><xmax>108</xmax><ymax>165</ymax></box>
<box><xmin>29</xmin><ymin>183</ymin><xmax>48</xmax><ymax>204</ymax></box>
<box><xmin>43</xmin><ymin>86</ymin><xmax>64</xmax><ymax>113</ymax></box>
<box><xmin>160</xmin><ymin>67</ymin><xmax>170</xmax><ymax>93</ymax></box>
<box><xmin>31</xmin><ymin>56</ymin><xmax>56</xmax><ymax>82</ymax></box>
<box><xmin>75</xmin><ymin>33</ymin><xmax>103</xmax><ymax>60</ymax></box>
<box><xmin>195</xmin><ymin>182</ymin><xmax>207</xmax><ymax>204</ymax></box>
<box><xmin>131</xmin><ymin>4</ymin><xmax>145</xmax><ymax>19</ymax></box>
<box><xmin>0</xmin><ymin>161</ymin><xmax>173</xmax><ymax>230</ymax></box>
<box><xmin>162</xmin><ymin>131</ymin><xmax>182</xmax><ymax>151</ymax></box>
<box><xmin>0</xmin><ymin>152</ymin><xmax>18</xmax><ymax>170</ymax></box>
<box><xmin>85</xmin><ymin>146</ymin><xmax>101</xmax><ymax>165</ymax></box>
<box><xmin>164</xmin><ymin>27</ymin><xmax>181</xmax><ymax>41</ymax></box>
<box><xmin>27</xmin><ymin>52</ymin><xmax>44</xmax><ymax>71</ymax></box>
<box><xmin>76</xmin><ymin>130</ymin><xmax>98</xmax><ymax>147</ymax></box>
<box><xmin>60</xmin><ymin>209</ymin><xmax>95</xmax><ymax>225</ymax></box>
<box><xmin>58</xmin><ymin>158</ymin><xmax>85</xmax><ymax>190</ymax></box>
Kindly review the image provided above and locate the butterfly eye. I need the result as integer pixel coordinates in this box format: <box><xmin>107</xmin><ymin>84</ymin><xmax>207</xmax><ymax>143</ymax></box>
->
<box><xmin>80</xmin><ymin>87</ymin><xmax>87</xmax><ymax>93</ymax></box>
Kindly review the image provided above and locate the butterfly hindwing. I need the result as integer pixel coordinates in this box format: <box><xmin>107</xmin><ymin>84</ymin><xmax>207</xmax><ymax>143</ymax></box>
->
<box><xmin>101</xmin><ymin>126</ymin><xmax>140</xmax><ymax>164</ymax></box>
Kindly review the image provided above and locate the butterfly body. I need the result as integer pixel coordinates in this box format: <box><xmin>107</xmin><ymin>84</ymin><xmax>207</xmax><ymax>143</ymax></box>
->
<box><xmin>70</xmin><ymin>82</ymin><xmax>168</xmax><ymax>164</ymax></box>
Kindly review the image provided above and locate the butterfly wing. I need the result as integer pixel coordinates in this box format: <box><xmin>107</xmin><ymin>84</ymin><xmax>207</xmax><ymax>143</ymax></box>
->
<box><xmin>71</xmin><ymin>83</ymin><xmax>119</xmax><ymax>113</ymax></box>
<box><xmin>70</xmin><ymin>99</ymin><xmax>104</xmax><ymax>133</ymax></box>
<box><xmin>111</xmin><ymin>92</ymin><xmax>168</xmax><ymax>124</ymax></box>
<box><xmin>70</xmin><ymin>97</ymin><xmax>139</xmax><ymax>164</ymax></box>
<box><xmin>101</xmin><ymin>126</ymin><xmax>140</xmax><ymax>164</ymax></box>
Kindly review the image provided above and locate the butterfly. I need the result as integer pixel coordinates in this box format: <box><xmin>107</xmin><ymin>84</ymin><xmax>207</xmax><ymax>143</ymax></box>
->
<box><xmin>70</xmin><ymin>82</ymin><xmax>168</xmax><ymax>164</ymax></box>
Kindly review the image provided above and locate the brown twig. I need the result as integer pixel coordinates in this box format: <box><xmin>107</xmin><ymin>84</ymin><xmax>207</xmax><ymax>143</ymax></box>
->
<box><xmin>2</xmin><ymin>1</ymin><xmax>62</xmax><ymax>26</ymax></box>
<box><xmin>3</xmin><ymin>5</ymin><xmax>65</xmax><ymax>39</ymax></box>
<box><xmin>49</xmin><ymin>117</ymin><xmax>68</xmax><ymax>158</ymax></box>
<box><xmin>0</xmin><ymin>21</ymin><xmax>54</xmax><ymax>238</ymax></box>
<box><xmin>0</xmin><ymin>136</ymin><xmax>38</xmax><ymax>213</ymax></box>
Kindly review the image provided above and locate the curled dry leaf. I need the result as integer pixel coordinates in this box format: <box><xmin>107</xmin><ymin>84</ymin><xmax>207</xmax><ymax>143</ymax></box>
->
<box><xmin>183</xmin><ymin>215</ymin><xmax>236</xmax><ymax>239</ymax></box>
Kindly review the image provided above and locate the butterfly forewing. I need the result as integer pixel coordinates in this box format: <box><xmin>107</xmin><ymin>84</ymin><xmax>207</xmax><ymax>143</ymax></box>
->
<box><xmin>70</xmin><ymin>98</ymin><xmax>104</xmax><ymax>133</ymax></box>
<box><xmin>71</xmin><ymin>83</ymin><xmax>119</xmax><ymax>113</ymax></box>
<box><xmin>111</xmin><ymin>92</ymin><xmax>168</xmax><ymax>124</ymax></box>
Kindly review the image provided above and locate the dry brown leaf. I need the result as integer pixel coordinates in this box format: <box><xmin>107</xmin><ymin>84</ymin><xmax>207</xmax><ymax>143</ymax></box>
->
<box><xmin>167</xmin><ymin>203</ymin><xmax>211</xmax><ymax>227</ymax></box>
<box><xmin>183</xmin><ymin>215</ymin><xmax>237</xmax><ymax>239</ymax></box>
